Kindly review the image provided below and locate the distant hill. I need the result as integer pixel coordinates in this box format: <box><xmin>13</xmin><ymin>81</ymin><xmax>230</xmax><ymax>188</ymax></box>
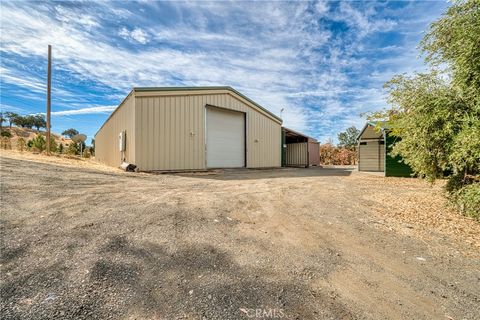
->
<box><xmin>1</xmin><ymin>126</ymin><xmax>73</xmax><ymax>147</ymax></box>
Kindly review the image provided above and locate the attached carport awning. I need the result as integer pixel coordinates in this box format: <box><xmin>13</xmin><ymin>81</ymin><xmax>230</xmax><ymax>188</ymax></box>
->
<box><xmin>282</xmin><ymin>127</ymin><xmax>319</xmax><ymax>167</ymax></box>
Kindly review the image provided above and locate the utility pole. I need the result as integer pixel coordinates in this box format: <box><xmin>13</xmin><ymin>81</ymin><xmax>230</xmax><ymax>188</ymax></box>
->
<box><xmin>46</xmin><ymin>45</ymin><xmax>51</xmax><ymax>155</ymax></box>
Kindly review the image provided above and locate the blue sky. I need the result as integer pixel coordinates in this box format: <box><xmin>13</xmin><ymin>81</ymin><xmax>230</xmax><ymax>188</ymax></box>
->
<box><xmin>0</xmin><ymin>1</ymin><xmax>448</xmax><ymax>143</ymax></box>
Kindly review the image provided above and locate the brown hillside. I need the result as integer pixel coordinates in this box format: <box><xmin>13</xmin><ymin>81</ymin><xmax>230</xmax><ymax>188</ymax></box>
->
<box><xmin>1</xmin><ymin>126</ymin><xmax>73</xmax><ymax>147</ymax></box>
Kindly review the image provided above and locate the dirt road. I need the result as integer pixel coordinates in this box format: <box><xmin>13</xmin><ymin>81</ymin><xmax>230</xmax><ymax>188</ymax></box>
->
<box><xmin>1</xmin><ymin>153</ymin><xmax>479</xmax><ymax>319</ymax></box>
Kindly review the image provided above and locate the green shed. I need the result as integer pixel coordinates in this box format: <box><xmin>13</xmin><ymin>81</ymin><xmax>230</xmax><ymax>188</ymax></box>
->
<box><xmin>357</xmin><ymin>122</ymin><xmax>412</xmax><ymax>177</ymax></box>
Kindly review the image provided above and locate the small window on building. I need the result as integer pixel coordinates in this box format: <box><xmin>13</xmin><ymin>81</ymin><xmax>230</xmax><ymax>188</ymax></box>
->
<box><xmin>360</xmin><ymin>142</ymin><xmax>367</xmax><ymax>145</ymax></box>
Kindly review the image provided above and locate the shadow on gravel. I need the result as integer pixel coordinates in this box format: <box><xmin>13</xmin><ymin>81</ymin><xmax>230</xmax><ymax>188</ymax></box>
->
<box><xmin>89</xmin><ymin>235</ymin><xmax>354</xmax><ymax>319</ymax></box>
<box><xmin>172</xmin><ymin>167</ymin><xmax>353</xmax><ymax>181</ymax></box>
<box><xmin>0</xmin><ymin>234</ymin><xmax>354</xmax><ymax>319</ymax></box>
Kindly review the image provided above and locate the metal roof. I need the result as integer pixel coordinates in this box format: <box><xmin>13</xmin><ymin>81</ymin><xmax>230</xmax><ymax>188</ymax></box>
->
<box><xmin>282</xmin><ymin>127</ymin><xmax>317</xmax><ymax>142</ymax></box>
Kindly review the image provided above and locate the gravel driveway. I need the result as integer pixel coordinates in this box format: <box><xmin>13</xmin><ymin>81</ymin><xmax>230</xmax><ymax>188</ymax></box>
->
<box><xmin>1</xmin><ymin>154</ymin><xmax>479</xmax><ymax>319</ymax></box>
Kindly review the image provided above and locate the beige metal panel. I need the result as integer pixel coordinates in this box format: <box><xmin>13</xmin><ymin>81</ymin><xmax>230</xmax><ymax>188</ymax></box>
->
<box><xmin>134</xmin><ymin>92</ymin><xmax>281</xmax><ymax>170</ymax></box>
<box><xmin>285</xmin><ymin>142</ymin><xmax>308</xmax><ymax>167</ymax></box>
<box><xmin>95</xmin><ymin>92</ymin><xmax>135</xmax><ymax>167</ymax></box>
<box><xmin>135</xmin><ymin>89</ymin><xmax>281</xmax><ymax>124</ymax></box>
<box><xmin>379</xmin><ymin>143</ymin><xmax>385</xmax><ymax>171</ymax></box>
<box><xmin>359</xmin><ymin>141</ymin><xmax>384</xmax><ymax>171</ymax></box>
<box><xmin>308</xmin><ymin>140</ymin><xmax>320</xmax><ymax>166</ymax></box>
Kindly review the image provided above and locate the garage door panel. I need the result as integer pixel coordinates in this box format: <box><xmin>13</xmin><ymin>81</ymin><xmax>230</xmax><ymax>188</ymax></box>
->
<box><xmin>359</xmin><ymin>141</ymin><xmax>384</xmax><ymax>171</ymax></box>
<box><xmin>206</xmin><ymin>106</ymin><xmax>245</xmax><ymax>168</ymax></box>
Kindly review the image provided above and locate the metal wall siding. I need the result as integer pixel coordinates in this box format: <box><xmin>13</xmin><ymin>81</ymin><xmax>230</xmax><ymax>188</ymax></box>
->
<box><xmin>285</xmin><ymin>143</ymin><xmax>308</xmax><ymax>167</ymax></box>
<box><xmin>308</xmin><ymin>141</ymin><xmax>320</xmax><ymax>166</ymax></box>
<box><xmin>95</xmin><ymin>93</ymin><xmax>135</xmax><ymax>167</ymax></box>
<box><xmin>134</xmin><ymin>92</ymin><xmax>281</xmax><ymax>170</ymax></box>
<box><xmin>359</xmin><ymin>141</ymin><xmax>384</xmax><ymax>171</ymax></box>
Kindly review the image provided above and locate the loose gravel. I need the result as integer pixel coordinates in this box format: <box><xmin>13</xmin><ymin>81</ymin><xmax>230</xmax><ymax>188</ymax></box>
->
<box><xmin>1</xmin><ymin>153</ymin><xmax>479</xmax><ymax>319</ymax></box>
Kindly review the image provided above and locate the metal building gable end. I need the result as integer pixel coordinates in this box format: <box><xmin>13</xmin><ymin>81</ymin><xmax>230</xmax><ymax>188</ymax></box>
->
<box><xmin>133</xmin><ymin>86</ymin><xmax>282</xmax><ymax>124</ymax></box>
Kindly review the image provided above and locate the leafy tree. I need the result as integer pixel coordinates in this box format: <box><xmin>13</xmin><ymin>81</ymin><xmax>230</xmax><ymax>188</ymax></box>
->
<box><xmin>14</xmin><ymin>115</ymin><xmax>36</xmax><ymax>129</ymax></box>
<box><xmin>0</xmin><ymin>112</ymin><xmax>4</xmax><ymax>128</ymax></box>
<box><xmin>33</xmin><ymin>114</ymin><xmax>46</xmax><ymax>131</ymax></box>
<box><xmin>4</xmin><ymin>112</ymin><xmax>19</xmax><ymax>129</ymax></box>
<box><xmin>58</xmin><ymin>143</ymin><xmax>64</xmax><ymax>154</ymax></box>
<box><xmin>420</xmin><ymin>0</ymin><xmax>480</xmax><ymax>107</ymax></box>
<box><xmin>90</xmin><ymin>138</ymin><xmax>95</xmax><ymax>156</ymax></box>
<box><xmin>12</xmin><ymin>115</ymin><xmax>26</xmax><ymax>128</ymax></box>
<box><xmin>368</xmin><ymin>0</ymin><xmax>479</xmax><ymax>217</ymax></box>
<box><xmin>338</xmin><ymin>126</ymin><xmax>360</xmax><ymax>150</ymax></box>
<box><xmin>25</xmin><ymin>115</ymin><xmax>36</xmax><ymax>129</ymax></box>
<box><xmin>373</xmin><ymin>72</ymin><xmax>470</xmax><ymax>181</ymax></box>
<box><xmin>337</xmin><ymin>126</ymin><xmax>359</xmax><ymax>164</ymax></box>
<box><xmin>62</xmin><ymin>128</ymin><xmax>79</xmax><ymax>138</ymax></box>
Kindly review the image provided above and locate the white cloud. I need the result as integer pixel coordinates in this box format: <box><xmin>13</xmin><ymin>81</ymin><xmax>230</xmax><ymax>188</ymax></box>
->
<box><xmin>315</xmin><ymin>1</ymin><xmax>329</xmax><ymax>15</ymax></box>
<box><xmin>0</xmin><ymin>1</ymin><xmax>447</xmax><ymax>142</ymax></box>
<box><xmin>51</xmin><ymin>106</ymin><xmax>116</xmax><ymax>116</ymax></box>
<box><xmin>119</xmin><ymin>27</ymin><xmax>150</xmax><ymax>44</ymax></box>
<box><xmin>337</xmin><ymin>2</ymin><xmax>396</xmax><ymax>37</ymax></box>
<box><xmin>0</xmin><ymin>67</ymin><xmax>46</xmax><ymax>93</ymax></box>
<box><xmin>55</xmin><ymin>5</ymin><xmax>99</xmax><ymax>30</ymax></box>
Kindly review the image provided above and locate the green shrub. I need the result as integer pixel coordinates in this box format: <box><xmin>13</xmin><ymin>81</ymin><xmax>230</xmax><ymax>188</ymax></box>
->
<box><xmin>1</xmin><ymin>131</ymin><xmax>12</xmax><ymax>138</ymax></box>
<box><xmin>28</xmin><ymin>134</ymin><xmax>46</xmax><ymax>152</ymax></box>
<box><xmin>27</xmin><ymin>134</ymin><xmax>57</xmax><ymax>153</ymax></box>
<box><xmin>66</xmin><ymin>142</ymin><xmax>79</xmax><ymax>155</ymax></box>
<box><xmin>49</xmin><ymin>137</ymin><xmax>58</xmax><ymax>153</ymax></box>
<box><xmin>453</xmin><ymin>183</ymin><xmax>480</xmax><ymax>221</ymax></box>
<box><xmin>445</xmin><ymin>173</ymin><xmax>465</xmax><ymax>194</ymax></box>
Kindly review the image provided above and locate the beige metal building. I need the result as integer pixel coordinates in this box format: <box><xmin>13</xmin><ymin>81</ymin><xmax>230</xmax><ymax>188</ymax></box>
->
<box><xmin>95</xmin><ymin>87</ymin><xmax>282</xmax><ymax>171</ymax></box>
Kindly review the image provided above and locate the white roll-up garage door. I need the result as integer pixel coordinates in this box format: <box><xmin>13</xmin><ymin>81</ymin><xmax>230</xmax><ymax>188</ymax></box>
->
<box><xmin>206</xmin><ymin>106</ymin><xmax>245</xmax><ymax>168</ymax></box>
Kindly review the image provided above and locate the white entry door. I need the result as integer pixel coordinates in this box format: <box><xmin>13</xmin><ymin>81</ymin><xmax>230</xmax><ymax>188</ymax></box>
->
<box><xmin>206</xmin><ymin>106</ymin><xmax>245</xmax><ymax>168</ymax></box>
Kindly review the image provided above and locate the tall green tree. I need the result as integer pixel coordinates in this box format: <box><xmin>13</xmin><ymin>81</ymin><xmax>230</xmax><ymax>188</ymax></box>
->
<box><xmin>420</xmin><ymin>0</ymin><xmax>480</xmax><ymax>107</ymax></box>
<box><xmin>12</xmin><ymin>115</ymin><xmax>26</xmax><ymax>128</ymax></box>
<box><xmin>337</xmin><ymin>126</ymin><xmax>360</xmax><ymax>150</ymax></box>
<box><xmin>369</xmin><ymin>0</ymin><xmax>479</xmax><ymax>218</ymax></box>
<box><xmin>62</xmin><ymin>128</ymin><xmax>79</xmax><ymax>138</ymax></box>
<box><xmin>5</xmin><ymin>112</ymin><xmax>20</xmax><ymax>129</ymax></box>
<box><xmin>33</xmin><ymin>114</ymin><xmax>46</xmax><ymax>131</ymax></box>
<box><xmin>23</xmin><ymin>115</ymin><xmax>35</xmax><ymax>129</ymax></box>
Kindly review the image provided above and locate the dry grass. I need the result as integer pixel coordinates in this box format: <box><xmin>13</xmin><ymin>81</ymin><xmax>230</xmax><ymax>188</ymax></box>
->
<box><xmin>356</xmin><ymin>173</ymin><xmax>480</xmax><ymax>255</ymax></box>
<box><xmin>0</xmin><ymin>149</ymin><xmax>121</xmax><ymax>173</ymax></box>
<box><xmin>1</xmin><ymin>126</ymin><xmax>73</xmax><ymax>146</ymax></box>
